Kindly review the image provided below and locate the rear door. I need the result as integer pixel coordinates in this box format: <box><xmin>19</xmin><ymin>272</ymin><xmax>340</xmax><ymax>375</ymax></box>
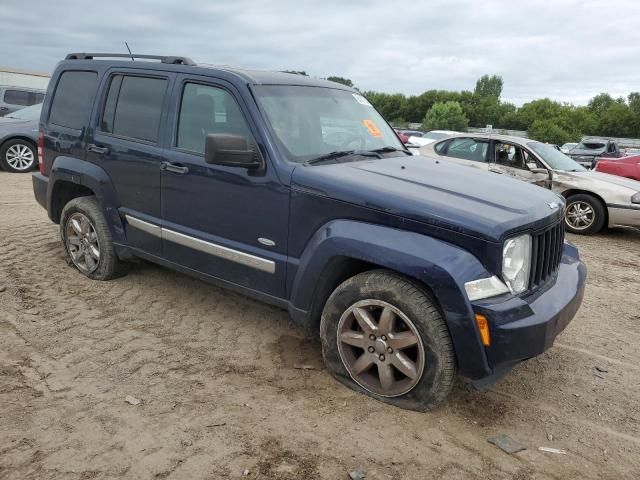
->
<box><xmin>86</xmin><ymin>69</ymin><xmax>175</xmax><ymax>255</ymax></box>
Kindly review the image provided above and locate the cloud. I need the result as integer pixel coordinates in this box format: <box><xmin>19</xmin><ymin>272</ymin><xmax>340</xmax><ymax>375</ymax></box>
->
<box><xmin>1</xmin><ymin>0</ymin><xmax>639</xmax><ymax>104</ymax></box>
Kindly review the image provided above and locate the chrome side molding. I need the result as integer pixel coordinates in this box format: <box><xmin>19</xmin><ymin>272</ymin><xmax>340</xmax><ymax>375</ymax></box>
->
<box><xmin>124</xmin><ymin>215</ymin><xmax>275</xmax><ymax>274</ymax></box>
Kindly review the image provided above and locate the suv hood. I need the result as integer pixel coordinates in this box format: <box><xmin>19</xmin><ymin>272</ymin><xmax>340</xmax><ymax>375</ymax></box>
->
<box><xmin>292</xmin><ymin>155</ymin><xmax>563</xmax><ymax>242</ymax></box>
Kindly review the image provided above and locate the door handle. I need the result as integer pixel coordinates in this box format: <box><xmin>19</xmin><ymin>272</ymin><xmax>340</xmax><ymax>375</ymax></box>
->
<box><xmin>88</xmin><ymin>144</ymin><xmax>110</xmax><ymax>155</ymax></box>
<box><xmin>160</xmin><ymin>161</ymin><xmax>189</xmax><ymax>175</ymax></box>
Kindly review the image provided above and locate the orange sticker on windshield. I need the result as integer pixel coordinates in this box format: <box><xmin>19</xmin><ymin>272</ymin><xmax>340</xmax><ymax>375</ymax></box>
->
<box><xmin>362</xmin><ymin>119</ymin><xmax>382</xmax><ymax>137</ymax></box>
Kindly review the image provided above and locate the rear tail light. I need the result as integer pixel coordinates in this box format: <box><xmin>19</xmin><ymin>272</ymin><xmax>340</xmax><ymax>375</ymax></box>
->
<box><xmin>37</xmin><ymin>130</ymin><xmax>45</xmax><ymax>175</ymax></box>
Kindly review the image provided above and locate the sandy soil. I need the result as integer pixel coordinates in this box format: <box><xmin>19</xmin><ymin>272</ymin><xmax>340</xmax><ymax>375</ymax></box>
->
<box><xmin>0</xmin><ymin>170</ymin><xmax>639</xmax><ymax>479</ymax></box>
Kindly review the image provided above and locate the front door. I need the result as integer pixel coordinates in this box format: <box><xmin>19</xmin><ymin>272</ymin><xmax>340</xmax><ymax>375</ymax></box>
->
<box><xmin>490</xmin><ymin>141</ymin><xmax>550</xmax><ymax>187</ymax></box>
<box><xmin>87</xmin><ymin>69</ymin><xmax>175</xmax><ymax>255</ymax></box>
<box><xmin>160</xmin><ymin>76</ymin><xmax>289</xmax><ymax>298</ymax></box>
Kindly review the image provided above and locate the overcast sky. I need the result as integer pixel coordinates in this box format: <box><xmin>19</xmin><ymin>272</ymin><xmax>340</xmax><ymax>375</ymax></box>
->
<box><xmin>1</xmin><ymin>0</ymin><xmax>639</xmax><ymax>105</ymax></box>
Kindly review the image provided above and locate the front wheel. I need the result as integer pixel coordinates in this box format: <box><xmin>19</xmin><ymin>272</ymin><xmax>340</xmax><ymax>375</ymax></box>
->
<box><xmin>320</xmin><ymin>270</ymin><xmax>456</xmax><ymax>411</ymax></box>
<box><xmin>564</xmin><ymin>194</ymin><xmax>606</xmax><ymax>235</ymax></box>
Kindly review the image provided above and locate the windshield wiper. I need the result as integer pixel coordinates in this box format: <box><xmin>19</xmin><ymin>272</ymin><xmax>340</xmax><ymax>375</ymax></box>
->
<box><xmin>305</xmin><ymin>150</ymin><xmax>381</xmax><ymax>166</ymax></box>
<box><xmin>368</xmin><ymin>146</ymin><xmax>412</xmax><ymax>156</ymax></box>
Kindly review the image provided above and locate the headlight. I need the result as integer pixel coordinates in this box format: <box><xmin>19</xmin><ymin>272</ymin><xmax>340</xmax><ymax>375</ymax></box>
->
<box><xmin>502</xmin><ymin>234</ymin><xmax>532</xmax><ymax>294</ymax></box>
<box><xmin>632</xmin><ymin>193</ymin><xmax>640</xmax><ymax>204</ymax></box>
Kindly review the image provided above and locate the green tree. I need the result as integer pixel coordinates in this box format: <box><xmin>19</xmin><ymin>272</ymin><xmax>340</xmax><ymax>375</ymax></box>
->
<box><xmin>528</xmin><ymin>119</ymin><xmax>573</xmax><ymax>145</ymax></box>
<box><xmin>421</xmin><ymin>101</ymin><xmax>469</xmax><ymax>131</ymax></box>
<box><xmin>326</xmin><ymin>76</ymin><xmax>354</xmax><ymax>88</ymax></box>
<box><xmin>474</xmin><ymin>75</ymin><xmax>503</xmax><ymax>98</ymax></box>
<box><xmin>588</xmin><ymin>93</ymin><xmax>616</xmax><ymax>117</ymax></box>
<box><xmin>596</xmin><ymin>102</ymin><xmax>636</xmax><ymax>137</ymax></box>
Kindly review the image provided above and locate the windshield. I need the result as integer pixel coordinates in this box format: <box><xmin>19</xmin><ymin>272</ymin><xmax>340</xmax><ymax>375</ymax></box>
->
<box><xmin>7</xmin><ymin>103</ymin><xmax>42</xmax><ymax>120</ymax></box>
<box><xmin>253</xmin><ymin>86</ymin><xmax>403</xmax><ymax>163</ymax></box>
<box><xmin>529</xmin><ymin>142</ymin><xmax>586</xmax><ymax>172</ymax></box>
<box><xmin>423</xmin><ymin>131</ymin><xmax>450</xmax><ymax>140</ymax></box>
<box><xmin>575</xmin><ymin>142</ymin><xmax>606</xmax><ymax>151</ymax></box>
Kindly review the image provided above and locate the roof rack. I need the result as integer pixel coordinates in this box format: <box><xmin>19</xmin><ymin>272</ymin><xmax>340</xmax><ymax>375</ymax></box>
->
<box><xmin>65</xmin><ymin>53</ymin><xmax>196</xmax><ymax>66</ymax></box>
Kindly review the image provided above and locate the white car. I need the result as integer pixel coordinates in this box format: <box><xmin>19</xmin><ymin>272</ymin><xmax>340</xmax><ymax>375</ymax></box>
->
<box><xmin>408</xmin><ymin>130</ymin><xmax>461</xmax><ymax>147</ymax></box>
<box><xmin>560</xmin><ymin>142</ymin><xmax>578</xmax><ymax>154</ymax></box>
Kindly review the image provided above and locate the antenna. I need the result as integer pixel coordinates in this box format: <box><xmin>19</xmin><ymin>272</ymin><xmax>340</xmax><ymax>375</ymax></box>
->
<box><xmin>124</xmin><ymin>42</ymin><xmax>134</xmax><ymax>61</ymax></box>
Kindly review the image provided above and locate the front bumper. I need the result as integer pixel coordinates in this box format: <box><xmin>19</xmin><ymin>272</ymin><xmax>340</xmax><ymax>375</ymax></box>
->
<box><xmin>607</xmin><ymin>204</ymin><xmax>640</xmax><ymax>228</ymax></box>
<box><xmin>471</xmin><ymin>242</ymin><xmax>586</xmax><ymax>375</ymax></box>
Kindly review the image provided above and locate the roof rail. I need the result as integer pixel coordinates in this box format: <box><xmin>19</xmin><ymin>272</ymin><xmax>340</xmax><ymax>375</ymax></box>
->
<box><xmin>65</xmin><ymin>53</ymin><xmax>196</xmax><ymax>66</ymax></box>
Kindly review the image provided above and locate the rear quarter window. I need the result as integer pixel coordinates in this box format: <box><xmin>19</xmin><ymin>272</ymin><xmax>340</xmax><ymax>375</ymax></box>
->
<box><xmin>434</xmin><ymin>140</ymin><xmax>449</xmax><ymax>154</ymax></box>
<box><xmin>49</xmin><ymin>71</ymin><xmax>98</xmax><ymax>129</ymax></box>
<box><xmin>3</xmin><ymin>89</ymin><xmax>32</xmax><ymax>106</ymax></box>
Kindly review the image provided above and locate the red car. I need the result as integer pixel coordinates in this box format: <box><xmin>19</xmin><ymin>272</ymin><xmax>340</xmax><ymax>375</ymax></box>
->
<box><xmin>595</xmin><ymin>154</ymin><xmax>640</xmax><ymax>181</ymax></box>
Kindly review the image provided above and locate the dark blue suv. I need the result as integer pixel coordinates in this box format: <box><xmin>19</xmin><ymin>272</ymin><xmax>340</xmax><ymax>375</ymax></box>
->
<box><xmin>32</xmin><ymin>53</ymin><xmax>586</xmax><ymax>410</ymax></box>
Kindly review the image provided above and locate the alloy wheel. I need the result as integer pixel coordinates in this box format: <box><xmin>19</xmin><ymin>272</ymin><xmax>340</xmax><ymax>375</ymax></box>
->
<box><xmin>65</xmin><ymin>213</ymin><xmax>101</xmax><ymax>273</ymax></box>
<box><xmin>6</xmin><ymin>143</ymin><xmax>35</xmax><ymax>171</ymax></box>
<box><xmin>565</xmin><ymin>201</ymin><xmax>595</xmax><ymax>230</ymax></box>
<box><xmin>337</xmin><ymin>299</ymin><xmax>425</xmax><ymax>397</ymax></box>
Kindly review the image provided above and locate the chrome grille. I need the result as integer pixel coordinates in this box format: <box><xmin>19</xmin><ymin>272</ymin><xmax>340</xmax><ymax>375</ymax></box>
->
<box><xmin>530</xmin><ymin>220</ymin><xmax>565</xmax><ymax>289</ymax></box>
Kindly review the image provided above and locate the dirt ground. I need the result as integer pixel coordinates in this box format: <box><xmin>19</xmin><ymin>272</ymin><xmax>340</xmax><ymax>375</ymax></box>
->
<box><xmin>0</xmin><ymin>170</ymin><xmax>639</xmax><ymax>480</ymax></box>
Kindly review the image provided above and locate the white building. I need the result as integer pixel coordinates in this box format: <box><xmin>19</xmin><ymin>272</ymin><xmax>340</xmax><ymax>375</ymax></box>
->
<box><xmin>0</xmin><ymin>67</ymin><xmax>50</xmax><ymax>90</ymax></box>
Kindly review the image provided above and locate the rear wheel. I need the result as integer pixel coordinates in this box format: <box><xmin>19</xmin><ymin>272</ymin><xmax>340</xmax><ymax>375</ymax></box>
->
<box><xmin>60</xmin><ymin>196</ymin><xmax>126</xmax><ymax>280</ymax></box>
<box><xmin>320</xmin><ymin>270</ymin><xmax>456</xmax><ymax>411</ymax></box>
<box><xmin>564</xmin><ymin>194</ymin><xmax>606</xmax><ymax>235</ymax></box>
<box><xmin>0</xmin><ymin>139</ymin><xmax>37</xmax><ymax>173</ymax></box>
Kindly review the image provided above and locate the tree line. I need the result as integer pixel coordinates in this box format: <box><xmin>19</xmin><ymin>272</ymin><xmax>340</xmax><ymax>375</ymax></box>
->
<box><xmin>361</xmin><ymin>75</ymin><xmax>640</xmax><ymax>145</ymax></box>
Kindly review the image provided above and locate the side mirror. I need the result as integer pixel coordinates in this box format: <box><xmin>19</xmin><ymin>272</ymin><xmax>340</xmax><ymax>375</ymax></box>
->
<box><xmin>205</xmin><ymin>134</ymin><xmax>262</xmax><ymax>169</ymax></box>
<box><xmin>527</xmin><ymin>162</ymin><xmax>547</xmax><ymax>174</ymax></box>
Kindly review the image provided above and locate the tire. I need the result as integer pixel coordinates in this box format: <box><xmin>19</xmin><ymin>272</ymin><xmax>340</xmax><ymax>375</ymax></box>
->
<box><xmin>60</xmin><ymin>196</ymin><xmax>126</xmax><ymax>280</ymax></box>
<box><xmin>320</xmin><ymin>269</ymin><xmax>456</xmax><ymax>411</ymax></box>
<box><xmin>0</xmin><ymin>139</ymin><xmax>37</xmax><ymax>173</ymax></box>
<box><xmin>564</xmin><ymin>194</ymin><xmax>606</xmax><ymax>235</ymax></box>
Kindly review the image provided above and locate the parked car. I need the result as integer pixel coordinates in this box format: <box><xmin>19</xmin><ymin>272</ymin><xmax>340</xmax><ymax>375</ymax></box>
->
<box><xmin>595</xmin><ymin>154</ymin><xmax>640</xmax><ymax>181</ymax></box>
<box><xmin>560</xmin><ymin>142</ymin><xmax>578</xmax><ymax>154</ymax></box>
<box><xmin>0</xmin><ymin>85</ymin><xmax>45</xmax><ymax>117</ymax></box>
<box><xmin>33</xmin><ymin>52</ymin><xmax>586</xmax><ymax>410</ymax></box>
<box><xmin>421</xmin><ymin>134</ymin><xmax>640</xmax><ymax>234</ymax></box>
<box><xmin>568</xmin><ymin>137</ymin><xmax>623</xmax><ymax>169</ymax></box>
<box><xmin>409</xmin><ymin>130</ymin><xmax>461</xmax><ymax>147</ymax></box>
<box><xmin>400</xmin><ymin>130</ymin><xmax>424</xmax><ymax>138</ymax></box>
<box><xmin>0</xmin><ymin>103</ymin><xmax>41</xmax><ymax>172</ymax></box>
<box><xmin>396</xmin><ymin>131</ymin><xmax>409</xmax><ymax>144</ymax></box>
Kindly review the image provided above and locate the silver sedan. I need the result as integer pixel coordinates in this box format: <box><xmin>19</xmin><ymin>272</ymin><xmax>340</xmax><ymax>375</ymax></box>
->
<box><xmin>420</xmin><ymin>133</ymin><xmax>640</xmax><ymax>235</ymax></box>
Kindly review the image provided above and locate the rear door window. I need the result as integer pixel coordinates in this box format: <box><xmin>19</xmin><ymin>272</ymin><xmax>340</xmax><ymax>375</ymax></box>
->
<box><xmin>446</xmin><ymin>138</ymin><xmax>489</xmax><ymax>162</ymax></box>
<box><xmin>49</xmin><ymin>71</ymin><xmax>98</xmax><ymax>129</ymax></box>
<box><xmin>100</xmin><ymin>75</ymin><xmax>167</xmax><ymax>143</ymax></box>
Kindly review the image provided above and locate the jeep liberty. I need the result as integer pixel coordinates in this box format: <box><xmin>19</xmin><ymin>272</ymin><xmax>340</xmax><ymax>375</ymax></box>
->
<box><xmin>32</xmin><ymin>53</ymin><xmax>587</xmax><ymax>410</ymax></box>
